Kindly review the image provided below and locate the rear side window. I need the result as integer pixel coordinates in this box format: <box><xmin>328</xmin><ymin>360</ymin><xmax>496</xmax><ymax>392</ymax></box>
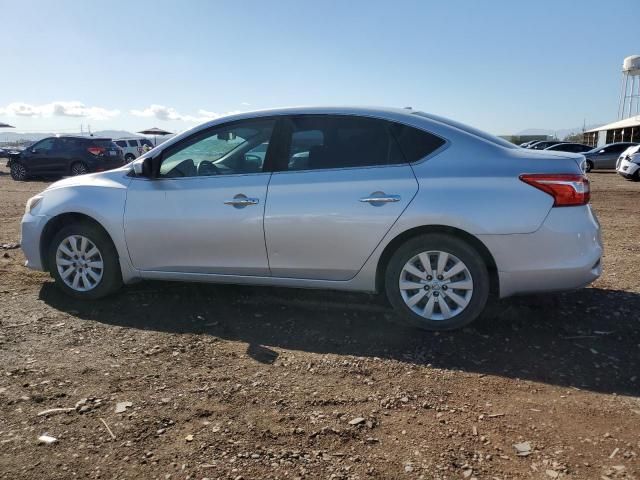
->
<box><xmin>283</xmin><ymin>115</ymin><xmax>405</xmax><ymax>171</ymax></box>
<box><xmin>389</xmin><ymin>123</ymin><xmax>446</xmax><ymax>163</ymax></box>
<box><xmin>127</xmin><ymin>140</ymin><xmax>139</xmax><ymax>147</ymax></box>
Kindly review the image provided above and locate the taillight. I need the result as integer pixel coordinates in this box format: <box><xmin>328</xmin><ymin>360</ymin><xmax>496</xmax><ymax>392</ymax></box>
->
<box><xmin>519</xmin><ymin>173</ymin><xmax>590</xmax><ymax>207</ymax></box>
<box><xmin>87</xmin><ymin>146</ymin><xmax>105</xmax><ymax>156</ymax></box>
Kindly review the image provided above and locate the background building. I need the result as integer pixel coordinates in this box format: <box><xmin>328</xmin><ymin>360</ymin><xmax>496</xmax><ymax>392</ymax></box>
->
<box><xmin>584</xmin><ymin>55</ymin><xmax>640</xmax><ymax>147</ymax></box>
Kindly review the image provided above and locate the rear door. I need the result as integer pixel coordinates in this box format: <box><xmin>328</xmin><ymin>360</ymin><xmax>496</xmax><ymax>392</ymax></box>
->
<box><xmin>263</xmin><ymin>114</ymin><xmax>431</xmax><ymax>281</ymax></box>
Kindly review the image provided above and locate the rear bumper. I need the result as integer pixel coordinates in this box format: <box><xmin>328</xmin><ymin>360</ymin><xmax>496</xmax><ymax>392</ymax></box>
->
<box><xmin>20</xmin><ymin>212</ymin><xmax>50</xmax><ymax>271</ymax></box>
<box><xmin>479</xmin><ymin>205</ymin><xmax>603</xmax><ymax>298</ymax></box>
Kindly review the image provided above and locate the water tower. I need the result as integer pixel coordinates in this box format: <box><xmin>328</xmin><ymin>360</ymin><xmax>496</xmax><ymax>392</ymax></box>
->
<box><xmin>618</xmin><ymin>55</ymin><xmax>640</xmax><ymax>119</ymax></box>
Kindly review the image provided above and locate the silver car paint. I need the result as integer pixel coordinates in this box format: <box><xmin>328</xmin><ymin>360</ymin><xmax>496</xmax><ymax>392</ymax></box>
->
<box><xmin>124</xmin><ymin>173</ymin><xmax>272</xmax><ymax>275</ymax></box>
<box><xmin>264</xmin><ymin>164</ymin><xmax>418</xmax><ymax>280</ymax></box>
<box><xmin>21</xmin><ymin>106</ymin><xmax>602</xmax><ymax>298</ymax></box>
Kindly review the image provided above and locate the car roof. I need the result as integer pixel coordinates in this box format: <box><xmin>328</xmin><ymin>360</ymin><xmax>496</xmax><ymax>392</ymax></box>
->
<box><xmin>144</xmin><ymin>106</ymin><xmax>518</xmax><ymax>156</ymax></box>
<box><xmin>55</xmin><ymin>135</ymin><xmax>112</xmax><ymax>141</ymax></box>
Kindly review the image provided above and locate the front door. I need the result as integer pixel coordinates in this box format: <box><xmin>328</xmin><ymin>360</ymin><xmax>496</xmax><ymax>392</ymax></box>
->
<box><xmin>264</xmin><ymin>115</ymin><xmax>421</xmax><ymax>281</ymax></box>
<box><xmin>124</xmin><ymin>118</ymin><xmax>276</xmax><ymax>275</ymax></box>
<box><xmin>23</xmin><ymin>138</ymin><xmax>59</xmax><ymax>174</ymax></box>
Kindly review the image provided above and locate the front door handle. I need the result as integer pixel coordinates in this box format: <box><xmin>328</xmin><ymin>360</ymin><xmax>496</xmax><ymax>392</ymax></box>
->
<box><xmin>359</xmin><ymin>192</ymin><xmax>401</xmax><ymax>205</ymax></box>
<box><xmin>224</xmin><ymin>194</ymin><xmax>259</xmax><ymax>208</ymax></box>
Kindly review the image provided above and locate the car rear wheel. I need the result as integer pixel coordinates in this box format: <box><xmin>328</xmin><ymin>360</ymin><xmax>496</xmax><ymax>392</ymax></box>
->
<box><xmin>70</xmin><ymin>162</ymin><xmax>88</xmax><ymax>176</ymax></box>
<box><xmin>385</xmin><ymin>234</ymin><xmax>490</xmax><ymax>331</ymax></box>
<box><xmin>48</xmin><ymin>223</ymin><xmax>122</xmax><ymax>299</ymax></box>
<box><xmin>125</xmin><ymin>153</ymin><xmax>136</xmax><ymax>162</ymax></box>
<box><xmin>10</xmin><ymin>161</ymin><xmax>28</xmax><ymax>181</ymax></box>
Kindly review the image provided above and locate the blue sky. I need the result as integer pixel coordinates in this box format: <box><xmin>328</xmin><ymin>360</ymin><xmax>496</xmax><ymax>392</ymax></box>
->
<box><xmin>1</xmin><ymin>0</ymin><xmax>637</xmax><ymax>134</ymax></box>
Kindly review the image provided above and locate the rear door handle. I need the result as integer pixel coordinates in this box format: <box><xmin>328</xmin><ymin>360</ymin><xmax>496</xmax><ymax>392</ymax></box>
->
<box><xmin>224</xmin><ymin>194</ymin><xmax>259</xmax><ymax>208</ymax></box>
<box><xmin>359</xmin><ymin>193</ymin><xmax>401</xmax><ymax>205</ymax></box>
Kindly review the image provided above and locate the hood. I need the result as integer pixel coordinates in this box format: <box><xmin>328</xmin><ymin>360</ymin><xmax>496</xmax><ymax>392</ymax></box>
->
<box><xmin>44</xmin><ymin>166</ymin><xmax>131</xmax><ymax>192</ymax></box>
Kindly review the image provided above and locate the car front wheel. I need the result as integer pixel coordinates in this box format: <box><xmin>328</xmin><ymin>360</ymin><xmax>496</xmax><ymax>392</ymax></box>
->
<box><xmin>10</xmin><ymin>161</ymin><xmax>28</xmax><ymax>181</ymax></box>
<box><xmin>385</xmin><ymin>234</ymin><xmax>490</xmax><ymax>331</ymax></box>
<box><xmin>48</xmin><ymin>223</ymin><xmax>122</xmax><ymax>299</ymax></box>
<box><xmin>585</xmin><ymin>160</ymin><xmax>593</xmax><ymax>172</ymax></box>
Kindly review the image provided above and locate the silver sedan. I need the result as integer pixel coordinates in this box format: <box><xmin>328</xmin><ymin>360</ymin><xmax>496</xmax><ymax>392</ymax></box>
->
<box><xmin>20</xmin><ymin>107</ymin><xmax>602</xmax><ymax>330</ymax></box>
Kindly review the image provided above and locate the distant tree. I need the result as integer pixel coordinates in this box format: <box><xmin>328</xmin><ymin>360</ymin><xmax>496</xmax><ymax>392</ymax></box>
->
<box><xmin>563</xmin><ymin>132</ymin><xmax>584</xmax><ymax>143</ymax></box>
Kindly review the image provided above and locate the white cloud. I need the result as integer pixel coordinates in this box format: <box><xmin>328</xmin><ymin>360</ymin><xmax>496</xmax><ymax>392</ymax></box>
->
<box><xmin>130</xmin><ymin>104</ymin><xmax>243</xmax><ymax>123</ymax></box>
<box><xmin>240</xmin><ymin>102</ymin><xmax>251</xmax><ymax>106</ymax></box>
<box><xmin>0</xmin><ymin>101</ymin><xmax>119</xmax><ymax>120</ymax></box>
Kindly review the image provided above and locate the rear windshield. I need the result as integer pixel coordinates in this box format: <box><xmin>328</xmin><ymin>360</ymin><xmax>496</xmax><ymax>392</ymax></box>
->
<box><xmin>413</xmin><ymin>111</ymin><xmax>517</xmax><ymax>149</ymax></box>
<box><xmin>91</xmin><ymin>139</ymin><xmax>114</xmax><ymax>148</ymax></box>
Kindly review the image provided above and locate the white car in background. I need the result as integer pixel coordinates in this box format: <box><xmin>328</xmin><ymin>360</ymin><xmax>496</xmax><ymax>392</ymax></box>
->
<box><xmin>114</xmin><ymin>138</ymin><xmax>154</xmax><ymax>162</ymax></box>
<box><xmin>616</xmin><ymin>145</ymin><xmax>640</xmax><ymax>181</ymax></box>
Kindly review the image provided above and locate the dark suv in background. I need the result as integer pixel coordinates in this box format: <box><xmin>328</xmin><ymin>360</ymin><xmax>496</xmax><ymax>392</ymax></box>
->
<box><xmin>8</xmin><ymin>136</ymin><xmax>123</xmax><ymax>181</ymax></box>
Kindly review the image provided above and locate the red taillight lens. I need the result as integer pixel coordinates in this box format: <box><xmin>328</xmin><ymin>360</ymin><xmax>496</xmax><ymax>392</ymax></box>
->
<box><xmin>519</xmin><ymin>173</ymin><xmax>590</xmax><ymax>207</ymax></box>
<box><xmin>87</xmin><ymin>146</ymin><xmax>105</xmax><ymax>156</ymax></box>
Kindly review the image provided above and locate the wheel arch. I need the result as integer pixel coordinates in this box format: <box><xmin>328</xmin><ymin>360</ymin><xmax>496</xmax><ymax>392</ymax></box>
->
<box><xmin>40</xmin><ymin>212</ymin><xmax>115</xmax><ymax>272</ymax></box>
<box><xmin>375</xmin><ymin>225</ymin><xmax>499</xmax><ymax>295</ymax></box>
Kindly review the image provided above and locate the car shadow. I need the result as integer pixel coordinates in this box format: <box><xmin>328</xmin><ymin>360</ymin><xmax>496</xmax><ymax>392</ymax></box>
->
<box><xmin>38</xmin><ymin>281</ymin><xmax>640</xmax><ymax>396</ymax></box>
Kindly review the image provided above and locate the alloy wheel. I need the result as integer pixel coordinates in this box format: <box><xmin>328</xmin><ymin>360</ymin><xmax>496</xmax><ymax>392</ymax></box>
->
<box><xmin>71</xmin><ymin>163</ymin><xmax>88</xmax><ymax>176</ymax></box>
<box><xmin>55</xmin><ymin>235</ymin><xmax>104</xmax><ymax>292</ymax></box>
<box><xmin>11</xmin><ymin>163</ymin><xmax>27</xmax><ymax>180</ymax></box>
<box><xmin>399</xmin><ymin>250</ymin><xmax>473</xmax><ymax>321</ymax></box>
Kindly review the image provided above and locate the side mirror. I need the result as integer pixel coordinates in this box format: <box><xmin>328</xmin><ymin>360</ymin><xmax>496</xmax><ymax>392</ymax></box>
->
<box><xmin>132</xmin><ymin>157</ymin><xmax>154</xmax><ymax>177</ymax></box>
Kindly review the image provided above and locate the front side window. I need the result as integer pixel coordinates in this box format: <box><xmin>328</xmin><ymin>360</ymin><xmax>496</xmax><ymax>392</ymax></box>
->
<box><xmin>282</xmin><ymin>115</ymin><xmax>405</xmax><ymax>171</ymax></box>
<box><xmin>32</xmin><ymin>138</ymin><xmax>56</xmax><ymax>152</ymax></box>
<box><xmin>159</xmin><ymin>119</ymin><xmax>275</xmax><ymax>178</ymax></box>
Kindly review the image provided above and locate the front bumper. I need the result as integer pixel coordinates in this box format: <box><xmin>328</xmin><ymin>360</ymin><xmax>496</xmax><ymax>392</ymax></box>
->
<box><xmin>479</xmin><ymin>205</ymin><xmax>603</xmax><ymax>298</ymax></box>
<box><xmin>20</xmin><ymin>212</ymin><xmax>50</xmax><ymax>271</ymax></box>
<box><xmin>616</xmin><ymin>158</ymin><xmax>639</xmax><ymax>179</ymax></box>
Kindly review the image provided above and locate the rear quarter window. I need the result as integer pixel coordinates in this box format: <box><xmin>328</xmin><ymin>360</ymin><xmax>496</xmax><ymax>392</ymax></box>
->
<box><xmin>390</xmin><ymin>123</ymin><xmax>446</xmax><ymax>162</ymax></box>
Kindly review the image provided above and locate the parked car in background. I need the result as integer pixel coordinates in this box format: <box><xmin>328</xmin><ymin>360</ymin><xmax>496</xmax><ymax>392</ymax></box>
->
<box><xmin>544</xmin><ymin>143</ymin><xmax>592</xmax><ymax>153</ymax></box>
<box><xmin>616</xmin><ymin>144</ymin><xmax>640</xmax><ymax>180</ymax></box>
<box><xmin>8</xmin><ymin>136</ymin><xmax>124</xmax><ymax>181</ymax></box>
<box><xmin>529</xmin><ymin>140</ymin><xmax>562</xmax><ymax>150</ymax></box>
<box><xmin>583</xmin><ymin>142</ymin><xmax>638</xmax><ymax>172</ymax></box>
<box><xmin>519</xmin><ymin>140</ymin><xmax>539</xmax><ymax>148</ymax></box>
<box><xmin>20</xmin><ymin>107</ymin><xmax>601</xmax><ymax>331</ymax></box>
<box><xmin>113</xmin><ymin>138</ymin><xmax>154</xmax><ymax>162</ymax></box>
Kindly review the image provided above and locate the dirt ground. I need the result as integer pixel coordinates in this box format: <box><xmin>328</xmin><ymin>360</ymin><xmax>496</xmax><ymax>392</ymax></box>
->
<box><xmin>0</xmin><ymin>163</ymin><xmax>639</xmax><ymax>480</ymax></box>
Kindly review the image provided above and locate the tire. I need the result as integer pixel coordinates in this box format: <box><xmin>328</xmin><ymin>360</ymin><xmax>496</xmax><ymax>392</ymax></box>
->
<box><xmin>48</xmin><ymin>222</ymin><xmax>122</xmax><ymax>299</ymax></box>
<box><xmin>385</xmin><ymin>234</ymin><xmax>490</xmax><ymax>331</ymax></box>
<box><xmin>585</xmin><ymin>160</ymin><xmax>593</xmax><ymax>173</ymax></box>
<box><xmin>70</xmin><ymin>162</ymin><xmax>88</xmax><ymax>176</ymax></box>
<box><xmin>125</xmin><ymin>153</ymin><xmax>136</xmax><ymax>162</ymax></box>
<box><xmin>10</xmin><ymin>161</ymin><xmax>28</xmax><ymax>181</ymax></box>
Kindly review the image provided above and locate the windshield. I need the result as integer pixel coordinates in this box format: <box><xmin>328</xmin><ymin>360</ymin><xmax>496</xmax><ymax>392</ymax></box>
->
<box><xmin>413</xmin><ymin>111</ymin><xmax>517</xmax><ymax>149</ymax></box>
